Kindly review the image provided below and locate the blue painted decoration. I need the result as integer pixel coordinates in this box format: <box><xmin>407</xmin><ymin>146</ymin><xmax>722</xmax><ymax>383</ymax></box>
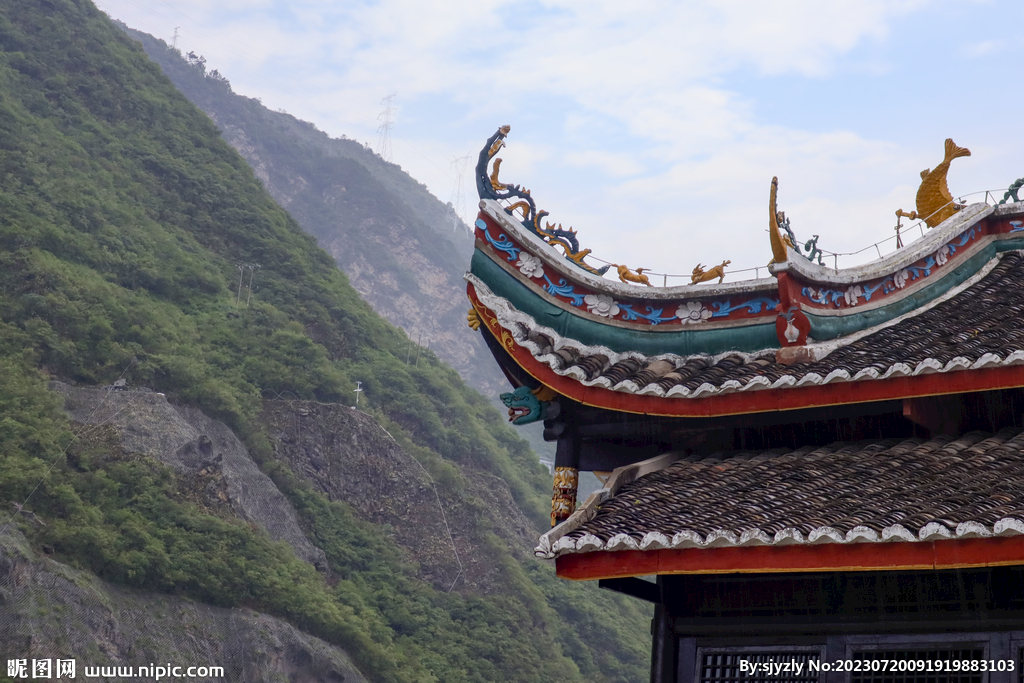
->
<box><xmin>710</xmin><ymin>297</ymin><xmax>781</xmax><ymax>318</ymax></box>
<box><xmin>946</xmin><ymin>226</ymin><xmax>978</xmax><ymax>254</ymax></box>
<box><xmin>477</xmin><ymin>218</ymin><xmax>520</xmax><ymax>262</ymax></box>
<box><xmin>541</xmin><ymin>274</ymin><xmax>586</xmax><ymax>306</ymax></box>
<box><xmin>618</xmin><ymin>305</ymin><xmax>675</xmax><ymax>325</ymax></box>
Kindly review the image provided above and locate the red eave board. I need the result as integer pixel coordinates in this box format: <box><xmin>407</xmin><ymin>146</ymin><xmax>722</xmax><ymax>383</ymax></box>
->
<box><xmin>556</xmin><ymin>536</ymin><xmax>1024</xmax><ymax>579</ymax></box>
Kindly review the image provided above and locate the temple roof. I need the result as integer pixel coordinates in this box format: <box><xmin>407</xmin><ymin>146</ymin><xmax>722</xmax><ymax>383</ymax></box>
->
<box><xmin>475</xmin><ymin>129</ymin><xmax>1024</xmax><ymax>575</ymax></box>
<box><xmin>537</xmin><ymin>427</ymin><xmax>1024</xmax><ymax>560</ymax></box>
<box><xmin>468</xmin><ymin>126</ymin><xmax>1024</xmax><ymax>418</ymax></box>
<box><xmin>474</xmin><ymin>249</ymin><xmax>1024</xmax><ymax>405</ymax></box>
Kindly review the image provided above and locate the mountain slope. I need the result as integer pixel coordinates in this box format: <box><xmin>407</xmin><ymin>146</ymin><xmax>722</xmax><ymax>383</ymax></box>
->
<box><xmin>123</xmin><ymin>29</ymin><xmax>500</xmax><ymax>396</ymax></box>
<box><xmin>0</xmin><ymin>2</ymin><xmax>648</xmax><ymax>682</ymax></box>
<box><xmin>1</xmin><ymin>524</ymin><xmax>369</xmax><ymax>683</ymax></box>
<box><xmin>120</xmin><ymin>27</ymin><xmax>559</xmax><ymax>466</ymax></box>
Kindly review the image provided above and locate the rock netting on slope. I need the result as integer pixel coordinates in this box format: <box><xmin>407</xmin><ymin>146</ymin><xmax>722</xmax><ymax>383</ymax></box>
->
<box><xmin>260</xmin><ymin>400</ymin><xmax>537</xmax><ymax>594</ymax></box>
<box><xmin>0</xmin><ymin>528</ymin><xmax>366</xmax><ymax>683</ymax></box>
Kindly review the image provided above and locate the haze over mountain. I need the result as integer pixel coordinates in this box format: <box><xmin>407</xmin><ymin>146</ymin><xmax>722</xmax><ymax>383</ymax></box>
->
<box><xmin>0</xmin><ymin>2</ymin><xmax>644</xmax><ymax>681</ymax></box>
<box><xmin>120</xmin><ymin>25</ymin><xmax>560</xmax><ymax>467</ymax></box>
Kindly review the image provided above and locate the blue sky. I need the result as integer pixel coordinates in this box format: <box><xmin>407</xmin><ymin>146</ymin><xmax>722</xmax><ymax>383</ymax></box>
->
<box><xmin>97</xmin><ymin>0</ymin><xmax>1024</xmax><ymax>283</ymax></box>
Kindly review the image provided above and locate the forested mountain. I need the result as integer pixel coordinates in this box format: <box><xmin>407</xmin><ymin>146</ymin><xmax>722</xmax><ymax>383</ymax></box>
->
<box><xmin>123</xmin><ymin>23</ymin><xmax>561</xmax><ymax>469</ymax></box>
<box><xmin>122</xmin><ymin>27</ymin><xmax>497</xmax><ymax>399</ymax></box>
<box><xmin>0</xmin><ymin>1</ymin><xmax>647</xmax><ymax>681</ymax></box>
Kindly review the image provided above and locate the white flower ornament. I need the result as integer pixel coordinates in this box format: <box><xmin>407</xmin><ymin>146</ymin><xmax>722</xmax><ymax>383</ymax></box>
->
<box><xmin>893</xmin><ymin>269</ymin><xmax>909</xmax><ymax>289</ymax></box>
<box><xmin>583</xmin><ymin>293</ymin><xmax>620</xmax><ymax>317</ymax></box>
<box><xmin>516</xmin><ymin>252</ymin><xmax>544</xmax><ymax>278</ymax></box>
<box><xmin>676</xmin><ymin>301</ymin><xmax>711</xmax><ymax>324</ymax></box>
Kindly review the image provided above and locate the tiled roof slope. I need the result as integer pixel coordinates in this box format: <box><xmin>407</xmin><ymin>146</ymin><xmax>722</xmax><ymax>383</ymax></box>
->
<box><xmin>485</xmin><ymin>250</ymin><xmax>1024</xmax><ymax>399</ymax></box>
<box><xmin>541</xmin><ymin>429</ymin><xmax>1024</xmax><ymax>558</ymax></box>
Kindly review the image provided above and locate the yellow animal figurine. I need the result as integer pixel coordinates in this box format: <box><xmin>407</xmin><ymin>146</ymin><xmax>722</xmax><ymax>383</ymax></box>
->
<box><xmin>691</xmin><ymin>260</ymin><xmax>731</xmax><ymax>285</ymax></box>
<box><xmin>897</xmin><ymin>138</ymin><xmax>971</xmax><ymax>228</ymax></box>
<box><xmin>613</xmin><ymin>264</ymin><xmax>653</xmax><ymax>287</ymax></box>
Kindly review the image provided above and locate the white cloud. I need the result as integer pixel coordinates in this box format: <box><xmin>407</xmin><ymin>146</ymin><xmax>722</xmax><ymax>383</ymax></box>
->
<box><xmin>563</xmin><ymin>150</ymin><xmax>645</xmax><ymax>178</ymax></box>
<box><xmin>97</xmin><ymin>0</ymin><xmax>1020</xmax><ymax>280</ymax></box>
<box><xmin>960</xmin><ymin>39</ymin><xmax>1004</xmax><ymax>58</ymax></box>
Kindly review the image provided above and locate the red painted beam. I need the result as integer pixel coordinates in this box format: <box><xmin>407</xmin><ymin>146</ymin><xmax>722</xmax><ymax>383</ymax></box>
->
<box><xmin>555</xmin><ymin>536</ymin><xmax>1024</xmax><ymax>580</ymax></box>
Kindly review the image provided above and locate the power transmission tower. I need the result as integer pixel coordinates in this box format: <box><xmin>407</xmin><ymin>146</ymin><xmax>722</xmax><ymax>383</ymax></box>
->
<box><xmin>235</xmin><ymin>264</ymin><xmax>245</xmax><ymax>305</ymax></box>
<box><xmin>172</xmin><ymin>27</ymin><xmax>180</xmax><ymax>49</ymax></box>
<box><xmin>376</xmin><ymin>93</ymin><xmax>396</xmax><ymax>162</ymax></box>
<box><xmin>245</xmin><ymin>264</ymin><xmax>261</xmax><ymax>307</ymax></box>
<box><xmin>445</xmin><ymin>154</ymin><xmax>472</xmax><ymax>233</ymax></box>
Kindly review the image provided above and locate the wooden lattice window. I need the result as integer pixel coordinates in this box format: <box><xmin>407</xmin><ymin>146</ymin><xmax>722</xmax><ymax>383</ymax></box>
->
<box><xmin>697</xmin><ymin>649</ymin><xmax>821</xmax><ymax>683</ymax></box>
<box><xmin>849</xmin><ymin>647</ymin><xmax>985</xmax><ymax>683</ymax></box>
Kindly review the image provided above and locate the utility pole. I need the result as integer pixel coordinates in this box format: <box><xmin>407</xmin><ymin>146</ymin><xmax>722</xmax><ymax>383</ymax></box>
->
<box><xmin>376</xmin><ymin>93</ymin><xmax>396</xmax><ymax>162</ymax></box>
<box><xmin>445</xmin><ymin>154</ymin><xmax>471</xmax><ymax>233</ymax></box>
<box><xmin>172</xmin><ymin>27</ymin><xmax>180</xmax><ymax>50</ymax></box>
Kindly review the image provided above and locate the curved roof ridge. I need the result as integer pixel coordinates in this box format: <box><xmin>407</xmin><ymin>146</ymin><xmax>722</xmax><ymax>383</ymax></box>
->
<box><xmin>470</xmin><ymin>250</ymin><xmax>1024</xmax><ymax>403</ymax></box>
<box><xmin>772</xmin><ymin>202</ymin><xmax>993</xmax><ymax>285</ymax></box>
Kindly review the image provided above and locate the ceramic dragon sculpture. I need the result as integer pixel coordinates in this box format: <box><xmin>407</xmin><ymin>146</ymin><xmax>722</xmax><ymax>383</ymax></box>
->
<box><xmin>500</xmin><ymin>385</ymin><xmax>556</xmax><ymax>425</ymax></box>
<box><xmin>476</xmin><ymin>126</ymin><xmax>611</xmax><ymax>277</ymax></box>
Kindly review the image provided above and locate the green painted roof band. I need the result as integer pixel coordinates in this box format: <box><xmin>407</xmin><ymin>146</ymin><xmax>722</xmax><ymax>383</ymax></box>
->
<box><xmin>471</xmin><ymin>249</ymin><xmax>779</xmax><ymax>355</ymax></box>
<box><xmin>806</xmin><ymin>236</ymin><xmax>1024</xmax><ymax>341</ymax></box>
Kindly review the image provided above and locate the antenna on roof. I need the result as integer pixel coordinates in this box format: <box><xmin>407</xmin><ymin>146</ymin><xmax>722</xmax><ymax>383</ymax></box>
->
<box><xmin>376</xmin><ymin>93</ymin><xmax>396</xmax><ymax>162</ymax></box>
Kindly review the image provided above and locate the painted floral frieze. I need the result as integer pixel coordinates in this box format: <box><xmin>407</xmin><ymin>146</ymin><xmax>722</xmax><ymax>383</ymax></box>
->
<box><xmin>475</xmin><ymin>216</ymin><xmax>778</xmax><ymax>327</ymax></box>
<box><xmin>799</xmin><ymin>225</ymin><xmax>980</xmax><ymax>309</ymax></box>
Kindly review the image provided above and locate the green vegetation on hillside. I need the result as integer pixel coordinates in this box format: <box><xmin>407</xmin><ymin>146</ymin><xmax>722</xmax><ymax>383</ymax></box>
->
<box><xmin>123</xmin><ymin>25</ymin><xmax>560</xmax><ymax>468</ymax></box>
<box><xmin>0</xmin><ymin>1</ymin><xmax>650</xmax><ymax>681</ymax></box>
<box><xmin>0</xmin><ymin>0</ymin><xmax>548</xmax><ymax>524</ymax></box>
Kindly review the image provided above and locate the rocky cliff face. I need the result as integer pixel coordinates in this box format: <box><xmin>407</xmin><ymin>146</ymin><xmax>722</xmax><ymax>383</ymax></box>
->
<box><xmin>0</xmin><ymin>527</ymin><xmax>367</xmax><ymax>683</ymax></box>
<box><xmin>1</xmin><ymin>384</ymin><xmax>544</xmax><ymax>678</ymax></box>
<box><xmin>260</xmin><ymin>401</ymin><xmax>536</xmax><ymax>594</ymax></box>
<box><xmin>52</xmin><ymin>383</ymin><xmax>537</xmax><ymax>593</ymax></box>
<box><xmin>54</xmin><ymin>383</ymin><xmax>327</xmax><ymax>570</ymax></box>
<box><xmin>0</xmin><ymin>385</ymin><xmax>359</xmax><ymax>681</ymax></box>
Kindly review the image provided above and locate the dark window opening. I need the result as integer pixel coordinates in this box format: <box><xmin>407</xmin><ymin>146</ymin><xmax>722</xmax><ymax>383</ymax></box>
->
<box><xmin>850</xmin><ymin>647</ymin><xmax>985</xmax><ymax>683</ymax></box>
<box><xmin>697</xmin><ymin>650</ymin><xmax>820</xmax><ymax>683</ymax></box>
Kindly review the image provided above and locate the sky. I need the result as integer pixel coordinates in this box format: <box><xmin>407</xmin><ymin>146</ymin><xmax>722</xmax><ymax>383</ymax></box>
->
<box><xmin>96</xmin><ymin>0</ymin><xmax>1024</xmax><ymax>285</ymax></box>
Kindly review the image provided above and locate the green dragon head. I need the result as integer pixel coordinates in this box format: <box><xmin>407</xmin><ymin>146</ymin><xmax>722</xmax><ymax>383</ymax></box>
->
<box><xmin>500</xmin><ymin>386</ymin><xmax>549</xmax><ymax>426</ymax></box>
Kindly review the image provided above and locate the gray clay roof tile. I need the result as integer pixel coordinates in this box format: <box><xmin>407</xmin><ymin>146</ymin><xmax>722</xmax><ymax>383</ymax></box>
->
<box><xmin>520</xmin><ymin>251</ymin><xmax>1024</xmax><ymax>398</ymax></box>
<box><xmin>551</xmin><ymin>429</ymin><xmax>1024</xmax><ymax>556</ymax></box>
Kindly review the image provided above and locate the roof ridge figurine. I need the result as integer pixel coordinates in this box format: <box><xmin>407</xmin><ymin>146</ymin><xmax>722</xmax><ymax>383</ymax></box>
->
<box><xmin>896</xmin><ymin>137</ymin><xmax>971</xmax><ymax>228</ymax></box>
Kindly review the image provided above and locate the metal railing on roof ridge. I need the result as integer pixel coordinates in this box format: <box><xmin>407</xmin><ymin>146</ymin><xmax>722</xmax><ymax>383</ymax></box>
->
<box><xmin>804</xmin><ymin>188</ymin><xmax>1008</xmax><ymax>273</ymax></box>
<box><xmin>520</xmin><ymin>188</ymin><xmax>1011</xmax><ymax>287</ymax></box>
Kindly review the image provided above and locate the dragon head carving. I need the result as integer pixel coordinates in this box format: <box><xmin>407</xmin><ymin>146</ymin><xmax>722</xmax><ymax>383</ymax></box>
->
<box><xmin>499</xmin><ymin>386</ymin><xmax>554</xmax><ymax>425</ymax></box>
